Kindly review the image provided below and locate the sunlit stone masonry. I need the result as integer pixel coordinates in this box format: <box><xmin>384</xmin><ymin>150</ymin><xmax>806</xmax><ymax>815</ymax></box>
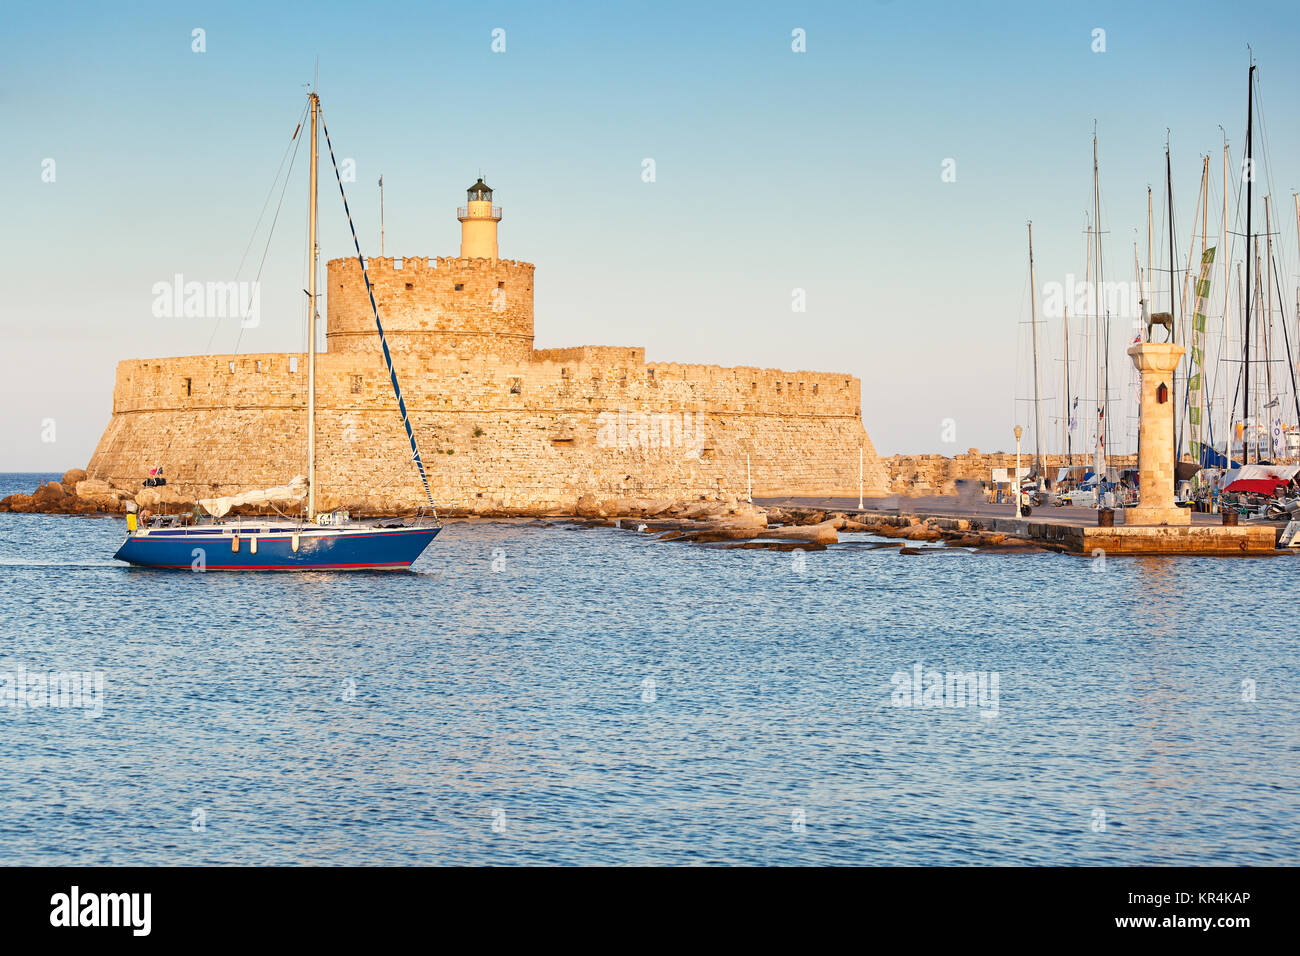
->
<box><xmin>87</xmin><ymin>179</ymin><xmax>889</xmax><ymax>514</ymax></box>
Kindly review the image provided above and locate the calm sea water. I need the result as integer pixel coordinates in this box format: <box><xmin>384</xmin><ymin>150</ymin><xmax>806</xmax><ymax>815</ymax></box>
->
<box><xmin>1</xmin><ymin>472</ymin><xmax>1297</xmax><ymax>865</ymax></box>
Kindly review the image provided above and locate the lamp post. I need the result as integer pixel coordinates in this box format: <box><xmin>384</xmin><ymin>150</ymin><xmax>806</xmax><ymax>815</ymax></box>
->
<box><xmin>1014</xmin><ymin>425</ymin><xmax>1023</xmax><ymax>518</ymax></box>
<box><xmin>858</xmin><ymin>445</ymin><xmax>864</xmax><ymax>510</ymax></box>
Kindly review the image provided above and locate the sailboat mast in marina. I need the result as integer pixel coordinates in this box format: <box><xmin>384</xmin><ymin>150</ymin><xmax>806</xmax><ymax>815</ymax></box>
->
<box><xmin>1164</xmin><ymin>143</ymin><xmax>1178</xmax><ymax>457</ymax></box>
<box><xmin>1091</xmin><ymin>129</ymin><xmax>1109</xmax><ymax>492</ymax></box>
<box><xmin>1243</xmin><ymin>61</ymin><xmax>1255</xmax><ymax>464</ymax></box>
<box><xmin>1027</xmin><ymin>221</ymin><xmax>1045</xmax><ymax>485</ymax></box>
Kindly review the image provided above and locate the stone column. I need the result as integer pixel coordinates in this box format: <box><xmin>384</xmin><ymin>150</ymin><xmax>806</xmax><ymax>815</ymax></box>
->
<box><xmin>1126</xmin><ymin>342</ymin><xmax>1189</xmax><ymax>526</ymax></box>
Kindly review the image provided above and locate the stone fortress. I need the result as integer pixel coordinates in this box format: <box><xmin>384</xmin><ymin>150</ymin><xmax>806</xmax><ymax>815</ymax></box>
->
<box><xmin>86</xmin><ymin>180</ymin><xmax>890</xmax><ymax>514</ymax></box>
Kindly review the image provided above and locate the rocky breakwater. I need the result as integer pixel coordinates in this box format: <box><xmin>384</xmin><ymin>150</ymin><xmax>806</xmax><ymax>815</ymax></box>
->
<box><xmin>2</xmin><ymin>470</ymin><xmax>215</xmax><ymax>517</ymax></box>
<box><xmin>567</xmin><ymin>492</ymin><xmax>832</xmax><ymax>550</ymax></box>
<box><xmin>0</xmin><ymin>470</ymin><xmax>142</xmax><ymax>515</ymax></box>
<box><xmin>609</xmin><ymin>502</ymin><xmax>1062</xmax><ymax>554</ymax></box>
<box><xmin>571</xmin><ymin>498</ymin><xmax>1062</xmax><ymax>553</ymax></box>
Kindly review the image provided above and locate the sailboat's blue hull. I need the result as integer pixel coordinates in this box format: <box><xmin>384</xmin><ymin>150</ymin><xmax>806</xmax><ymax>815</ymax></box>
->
<box><xmin>113</xmin><ymin>525</ymin><xmax>440</xmax><ymax>571</ymax></box>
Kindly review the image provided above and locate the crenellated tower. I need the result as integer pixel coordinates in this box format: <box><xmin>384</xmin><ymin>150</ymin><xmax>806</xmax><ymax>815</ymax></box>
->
<box><xmin>326</xmin><ymin>179</ymin><xmax>534</xmax><ymax>361</ymax></box>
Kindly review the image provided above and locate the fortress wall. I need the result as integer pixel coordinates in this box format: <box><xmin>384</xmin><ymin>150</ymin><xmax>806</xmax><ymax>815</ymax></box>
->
<box><xmin>88</xmin><ymin>349</ymin><xmax>887</xmax><ymax>510</ymax></box>
<box><xmin>109</xmin><ymin>355</ymin><xmax>308</xmax><ymax>413</ymax></box>
<box><xmin>326</xmin><ymin>256</ymin><xmax>535</xmax><ymax>360</ymax></box>
<box><xmin>641</xmin><ymin>362</ymin><xmax>860</xmax><ymax>418</ymax></box>
<box><xmin>532</xmin><ymin>346</ymin><xmax>646</xmax><ymax>366</ymax></box>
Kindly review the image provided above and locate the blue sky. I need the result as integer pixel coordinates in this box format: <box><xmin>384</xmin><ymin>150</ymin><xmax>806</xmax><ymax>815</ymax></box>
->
<box><xmin>2</xmin><ymin>0</ymin><xmax>1298</xmax><ymax>469</ymax></box>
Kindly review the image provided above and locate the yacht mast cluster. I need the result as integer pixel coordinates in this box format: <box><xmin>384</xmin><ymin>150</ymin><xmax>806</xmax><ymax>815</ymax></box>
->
<box><xmin>1028</xmin><ymin>54</ymin><xmax>1299</xmax><ymax>515</ymax></box>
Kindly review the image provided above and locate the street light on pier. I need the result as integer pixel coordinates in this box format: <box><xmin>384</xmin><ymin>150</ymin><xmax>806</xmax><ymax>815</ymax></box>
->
<box><xmin>1014</xmin><ymin>425</ymin><xmax>1024</xmax><ymax>519</ymax></box>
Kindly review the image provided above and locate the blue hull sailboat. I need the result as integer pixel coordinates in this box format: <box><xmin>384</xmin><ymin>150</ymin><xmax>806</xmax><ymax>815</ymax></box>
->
<box><xmin>115</xmin><ymin>520</ymin><xmax>439</xmax><ymax>571</ymax></box>
<box><xmin>115</xmin><ymin>91</ymin><xmax>441</xmax><ymax>571</ymax></box>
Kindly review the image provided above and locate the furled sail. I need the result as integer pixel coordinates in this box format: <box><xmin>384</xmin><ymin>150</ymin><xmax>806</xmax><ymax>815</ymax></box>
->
<box><xmin>319</xmin><ymin>114</ymin><xmax>437</xmax><ymax>513</ymax></box>
<box><xmin>198</xmin><ymin>475</ymin><xmax>308</xmax><ymax>518</ymax></box>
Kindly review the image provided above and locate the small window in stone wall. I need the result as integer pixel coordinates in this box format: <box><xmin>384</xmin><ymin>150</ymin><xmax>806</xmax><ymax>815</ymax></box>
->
<box><xmin>812</xmin><ymin>383</ymin><xmax>819</xmax><ymax>395</ymax></box>
<box><xmin>561</xmin><ymin>368</ymin><xmax>569</xmax><ymax>379</ymax></box>
<box><xmin>184</xmin><ymin>378</ymin><xmax>191</xmax><ymax>397</ymax></box>
<box><xmin>228</xmin><ymin>361</ymin><xmax>235</xmax><ymax>373</ymax></box>
<box><xmin>405</xmin><ymin>282</ymin><xmax>413</xmax><ymax>290</ymax></box>
<box><xmin>775</xmin><ymin>381</ymin><xmax>782</xmax><ymax>394</ymax></box>
<box><xmin>508</xmin><ymin>377</ymin><xmax>522</xmax><ymax>395</ymax></box>
<box><xmin>351</xmin><ymin>375</ymin><xmax>362</xmax><ymax>393</ymax></box>
<box><xmin>454</xmin><ymin>283</ymin><xmax>464</xmax><ymax>291</ymax></box>
<box><xmin>256</xmin><ymin>361</ymin><xmax>264</xmax><ymax>373</ymax></box>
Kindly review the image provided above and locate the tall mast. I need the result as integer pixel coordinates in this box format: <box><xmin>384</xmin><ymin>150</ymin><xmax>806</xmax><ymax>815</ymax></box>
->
<box><xmin>1146</xmin><ymin>187</ymin><xmax>1153</xmax><ymax>311</ymax></box>
<box><xmin>1243</xmin><ymin>61</ymin><xmax>1254</xmax><ymax>464</ymax></box>
<box><xmin>1221</xmin><ymin>136</ymin><xmax>1231</xmax><ymax>458</ymax></box>
<box><xmin>1028</xmin><ymin>221</ymin><xmax>1044</xmax><ymax>482</ymax></box>
<box><xmin>307</xmin><ymin>91</ymin><xmax>320</xmax><ymax>518</ymax></box>
<box><xmin>1064</xmin><ymin>306</ymin><xmax>1072</xmax><ymax>466</ymax></box>
<box><xmin>1254</xmin><ymin>237</ymin><xmax>1265</xmax><ymax>461</ymax></box>
<box><xmin>1132</xmin><ymin>238</ymin><xmax>1144</xmax><ymax>455</ymax></box>
<box><xmin>1166</xmin><ymin>145</ymin><xmax>1176</xmax><ymax>330</ymax></box>
<box><xmin>1266</xmin><ymin>196</ymin><xmax>1275</xmax><ymax>458</ymax></box>
<box><xmin>1166</xmin><ymin>143</ymin><xmax>1178</xmax><ymax>459</ymax></box>
<box><xmin>1092</xmin><ymin>128</ymin><xmax>1107</xmax><ymax>485</ymax></box>
<box><xmin>1200</xmin><ymin>155</ymin><xmax>1209</xmax><ymax>454</ymax></box>
<box><xmin>1146</xmin><ymin>185</ymin><xmax>1153</xmax><ymax>460</ymax></box>
<box><xmin>1082</xmin><ymin>212</ymin><xmax>1092</xmax><ymax>464</ymax></box>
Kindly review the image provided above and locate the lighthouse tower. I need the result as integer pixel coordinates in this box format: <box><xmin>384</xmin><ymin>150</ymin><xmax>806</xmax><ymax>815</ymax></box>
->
<box><xmin>458</xmin><ymin>178</ymin><xmax>501</xmax><ymax>259</ymax></box>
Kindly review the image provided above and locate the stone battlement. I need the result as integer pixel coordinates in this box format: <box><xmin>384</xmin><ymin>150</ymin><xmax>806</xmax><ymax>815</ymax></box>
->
<box><xmin>326</xmin><ymin>255</ymin><xmax>534</xmax><ymax>360</ymax></box>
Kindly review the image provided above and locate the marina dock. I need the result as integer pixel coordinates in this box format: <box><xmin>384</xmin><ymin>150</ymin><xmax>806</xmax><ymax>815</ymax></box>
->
<box><xmin>759</xmin><ymin>496</ymin><xmax>1280</xmax><ymax>556</ymax></box>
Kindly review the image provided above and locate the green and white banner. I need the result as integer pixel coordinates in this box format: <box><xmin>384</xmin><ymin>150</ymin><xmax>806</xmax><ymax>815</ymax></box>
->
<box><xmin>1187</xmin><ymin>246</ymin><xmax>1216</xmax><ymax>465</ymax></box>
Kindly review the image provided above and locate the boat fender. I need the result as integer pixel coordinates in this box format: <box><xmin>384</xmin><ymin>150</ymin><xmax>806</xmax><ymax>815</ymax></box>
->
<box><xmin>250</xmin><ymin>536</ymin><xmax>258</xmax><ymax>555</ymax></box>
<box><xmin>232</xmin><ymin>534</ymin><xmax>240</xmax><ymax>553</ymax></box>
<box><xmin>292</xmin><ymin>532</ymin><xmax>300</xmax><ymax>553</ymax></box>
